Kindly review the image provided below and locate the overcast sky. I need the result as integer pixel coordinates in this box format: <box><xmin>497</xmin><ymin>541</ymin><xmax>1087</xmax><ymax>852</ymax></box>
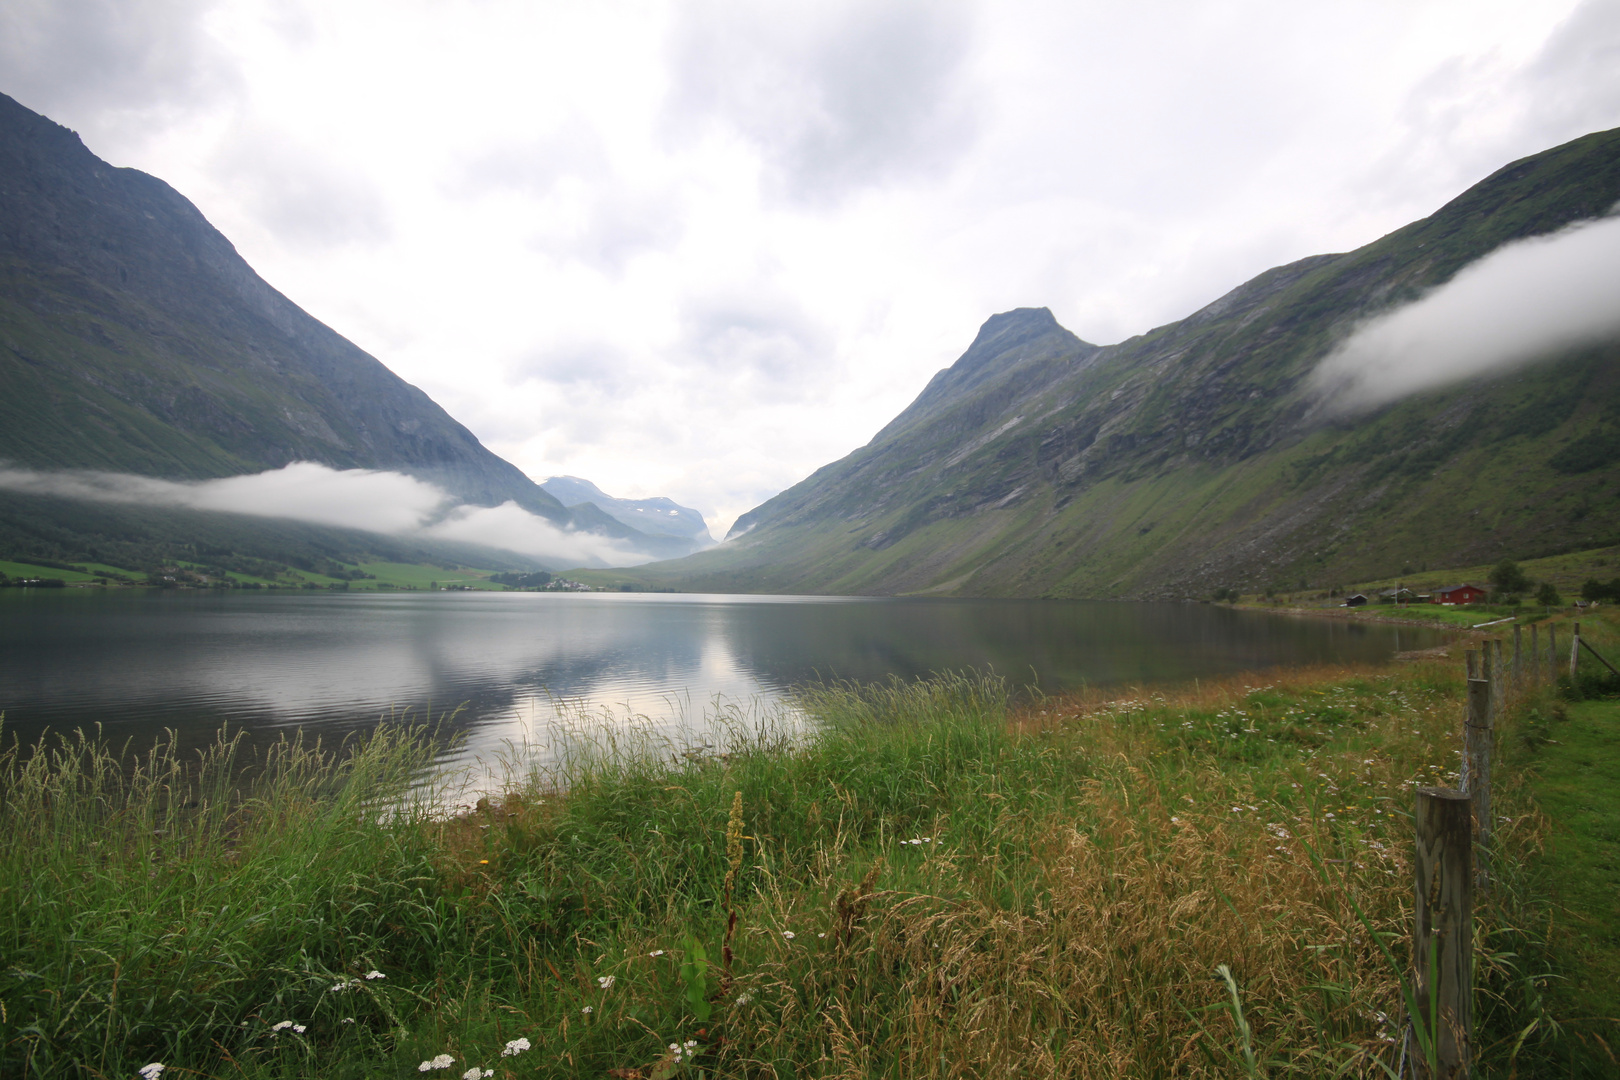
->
<box><xmin>5</xmin><ymin>0</ymin><xmax>1620</xmax><ymax>535</ymax></box>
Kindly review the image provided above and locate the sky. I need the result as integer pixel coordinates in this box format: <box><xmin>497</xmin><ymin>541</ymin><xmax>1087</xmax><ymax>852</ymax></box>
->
<box><xmin>4</xmin><ymin>0</ymin><xmax>1620</xmax><ymax>537</ymax></box>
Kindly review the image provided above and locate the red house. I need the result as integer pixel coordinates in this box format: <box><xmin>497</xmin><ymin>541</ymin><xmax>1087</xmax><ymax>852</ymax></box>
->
<box><xmin>1433</xmin><ymin>583</ymin><xmax>1487</xmax><ymax>605</ymax></box>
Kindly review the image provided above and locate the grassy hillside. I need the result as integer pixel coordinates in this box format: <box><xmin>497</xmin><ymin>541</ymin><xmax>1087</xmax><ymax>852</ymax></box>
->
<box><xmin>620</xmin><ymin>128</ymin><xmax>1620</xmax><ymax>599</ymax></box>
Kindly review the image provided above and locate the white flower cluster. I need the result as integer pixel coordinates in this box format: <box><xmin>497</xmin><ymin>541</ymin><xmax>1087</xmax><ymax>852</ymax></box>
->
<box><xmin>462</xmin><ymin>1069</ymin><xmax>493</xmax><ymax>1079</ymax></box>
<box><xmin>597</xmin><ymin>975</ymin><xmax>615</xmax><ymax>989</ymax></box>
<box><xmin>139</xmin><ymin>1065</ymin><xmax>164</xmax><ymax>1080</ymax></box>
<box><xmin>502</xmin><ymin>1037</ymin><xmax>531</xmax><ymax>1057</ymax></box>
<box><xmin>331</xmin><ymin>970</ymin><xmax>385</xmax><ymax>993</ymax></box>
<box><xmin>419</xmin><ymin>1053</ymin><xmax>455</xmax><ymax>1071</ymax></box>
<box><xmin>902</xmin><ymin>837</ymin><xmax>933</xmax><ymax>846</ymax></box>
<box><xmin>269</xmin><ymin>1020</ymin><xmax>306</xmax><ymax>1035</ymax></box>
<box><xmin>669</xmin><ymin>1039</ymin><xmax>699</xmax><ymax>1063</ymax></box>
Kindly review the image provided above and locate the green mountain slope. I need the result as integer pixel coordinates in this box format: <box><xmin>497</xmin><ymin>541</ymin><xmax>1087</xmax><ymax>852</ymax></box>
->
<box><xmin>0</xmin><ymin>92</ymin><xmax>683</xmax><ymax>564</ymax></box>
<box><xmin>628</xmin><ymin>128</ymin><xmax>1620</xmax><ymax>598</ymax></box>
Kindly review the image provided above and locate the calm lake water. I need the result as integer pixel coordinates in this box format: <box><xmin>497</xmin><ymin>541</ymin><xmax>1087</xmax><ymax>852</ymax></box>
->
<box><xmin>1</xmin><ymin>590</ymin><xmax>1443</xmax><ymax>768</ymax></box>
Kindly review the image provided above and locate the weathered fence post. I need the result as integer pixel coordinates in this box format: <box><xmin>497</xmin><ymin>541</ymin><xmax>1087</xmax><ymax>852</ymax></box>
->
<box><xmin>1415</xmin><ymin>787</ymin><xmax>1474</xmax><ymax>1079</ymax></box>
<box><xmin>1483</xmin><ymin>641</ymin><xmax>1504</xmax><ymax>724</ymax></box>
<box><xmin>1465</xmin><ymin>648</ymin><xmax>1480</xmax><ymax>681</ymax></box>
<box><xmin>1530</xmin><ymin>624</ymin><xmax>1540</xmax><ymax>688</ymax></box>
<box><xmin>1464</xmin><ymin>677</ymin><xmax>1492</xmax><ymax>891</ymax></box>
<box><xmin>1571</xmin><ymin>622</ymin><xmax>1581</xmax><ymax>683</ymax></box>
<box><xmin>1549</xmin><ymin>624</ymin><xmax>1559</xmax><ymax>686</ymax></box>
<box><xmin>1513</xmin><ymin>625</ymin><xmax>1523</xmax><ymax>687</ymax></box>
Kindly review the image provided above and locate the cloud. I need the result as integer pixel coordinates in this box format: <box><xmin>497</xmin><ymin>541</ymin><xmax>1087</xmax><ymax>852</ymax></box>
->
<box><xmin>677</xmin><ymin>291</ymin><xmax>834</xmax><ymax>388</ymax></box>
<box><xmin>211</xmin><ymin>125</ymin><xmax>392</xmax><ymax>249</ymax></box>
<box><xmin>1310</xmin><ymin>213</ymin><xmax>1620</xmax><ymax>411</ymax></box>
<box><xmin>448</xmin><ymin>120</ymin><xmax>609</xmax><ymax>197</ymax></box>
<box><xmin>0</xmin><ymin>0</ymin><xmax>235</xmax><ymax>123</ymax></box>
<box><xmin>1518</xmin><ymin>0</ymin><xmax>1620</xmax><ymax>141</ymax></box>
<box><xmin>0</xmin><ymin>462</ymin><xmax>653</xmax><ymax>566</ymax></box>
<box><xmin>666</xmin><ymin>0</ymin><xmax>980</xmax><ymax>204</ymax></box>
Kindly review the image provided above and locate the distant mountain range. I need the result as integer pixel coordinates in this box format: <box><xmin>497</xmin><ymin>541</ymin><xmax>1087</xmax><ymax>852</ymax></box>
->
<box><xmin>0</xmin><ymin>92</ymin><xmax>681</xmax><ymax>568</ymax></box>
<box><xmin>623</xmin><ymin>127</ymin><xmax>1620</xmax><ymax>598</ymax></box>
<box><xmin>541</xmin><ymin>476</ymin><xmax>715</xmax><ymax>552</ymax></box>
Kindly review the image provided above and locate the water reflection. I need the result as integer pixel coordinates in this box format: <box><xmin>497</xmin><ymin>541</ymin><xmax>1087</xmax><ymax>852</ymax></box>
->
<box><xmin>0</xmin><ymin>590</ymin><xmax>1444</xmax><ymax>762</ymax></box>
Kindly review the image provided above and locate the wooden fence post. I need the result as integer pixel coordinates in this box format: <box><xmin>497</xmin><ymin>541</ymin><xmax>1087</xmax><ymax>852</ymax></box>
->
<box><xmin>1513</xmin><ymin>625</ymin><xmax>1523</xmax><ymax>687</ymax></box>
<box><xmin>1530</xmin><ymin>624</ymin><xmax>1540</xmax><ymax>688</ymax></box>
<box><xmin>1483</xmin><ymin>642</ymin><xmax>1503</xmax><ymax>723</ymax></box>
<box><xmin>1493</xmin><ymin>639</ymin><xmax>1506</xmax><ymax>715</ymax></box>
<box><xmin>1415</xmin><ymin>787</ymin><xmax>1474</xmax><ymax>1078</ymax></box>
<box><xmin>1549</xmin><ymin>624</ymin><xmax>1558</xmax><ymax>686</ymax></box>
<box><xmin>1465</xmin><ymin>648</ymin><xmax>1480</xmax><ymax>680</ymax></box>
<box><xmin>1571</xmin><ymin>622</ymin><xmax>1581</xmax><ymax>683</ymax></box>
<box><xmin>1464</xmin><ymin>678</ymin><xmax>1492</xmax><ymax>891</ymax></box>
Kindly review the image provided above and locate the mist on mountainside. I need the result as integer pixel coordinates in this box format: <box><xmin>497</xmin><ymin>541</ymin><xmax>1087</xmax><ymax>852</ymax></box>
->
<box><xmin>1311</xmin><ymin>212</ymin><xmax>1620</xmax><ymax>411</ymax></box>
<box><xmin>0</xmin><ymin>463</ymin><xmax>655</xmax><ymax>566</ymax></box>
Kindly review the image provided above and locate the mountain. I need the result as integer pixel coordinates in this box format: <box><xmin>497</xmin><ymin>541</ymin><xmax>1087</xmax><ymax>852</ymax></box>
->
<box><xmin>623</xmin><ymin>128</ymin><xmax>1620</xmax><ymax>598</ymax></box>
<box><xmin>0</xmin><ymin>91</ymin><xmax>669</xmax><ymax>563</ymax></box>
<box><xmin>541</xmin><ymin>475</ymin><xmax>715</xmax><ymax>553</ymax></box>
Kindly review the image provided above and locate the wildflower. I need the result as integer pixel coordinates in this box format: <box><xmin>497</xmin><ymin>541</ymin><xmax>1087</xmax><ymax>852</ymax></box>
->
<box><xmin>734</xmin><ymin>992</ymin><xmax>754</xmax><ymax>1006</ymax></box>
<box><xmin>478</xmin><ymin>859</ymin><xmax>489</xmax><ymax>865</ymax></box>
<box><xmin>419</xmin><ymin>1053</ymin><xmax>455</xmax><ymax>1071</ymax></box>
<box><xmin>462</xmin><ymin>1069</ymin><xmax>493</xmax><ymax>1079</ymax></box>
<box><xmin>364</xmin><ymin>969</ymin><xmax>386</xmax><ymax>980</ymax></box>
<box><xmin>817</xmin><ymin>932</ymin><xmax>826</xmax><ymax>938</ymax></box>
<box><xmin>597</xmin><ymin>975</ymin><xmax>615</xmax><ymax>989</ymax></box>
<box><xmin>782</xmin><ymin>930</ymin><xmax>795</xmax><ymax>940</ymax></box>
<box><xmin>293</xmin><ymin>1024</ymin><xmax>306</xmax><ymax>1034</ymax></box>
<box><xmin>649</xmin><ymin>949</ymin><xmax>665</xmax><ymax>957</ymax></box>
<box><xmin>342</xmin><ymin>1017</ymin><xmax>356</xmax><ymax>1024</ymax></box>
<box><xmin>502</xmin><ymin>1038</ymin><xmax>531</xmax><ymax>1057</ymax></box>
<box><xmin>581</xmin><ymin>1006</ymin><xmax>594</xmax><ymax>1015</ymax></box>
<box><xmin>139</xmin><ymin>1065</ymin><xmax>165</xmax><ymax>1080</ymax></box>
<box><xmin>331</xmin><ymin>979</ymin><xmax>358</xmax><ymax>992</ymax></box>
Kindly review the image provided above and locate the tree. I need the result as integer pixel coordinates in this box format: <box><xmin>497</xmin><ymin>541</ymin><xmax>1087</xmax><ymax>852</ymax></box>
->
<box><xmin>1581</xmin><ymin>577</ymin><xmax>1620</xmax><ymax>602</ymax></box>
<box><xmin>1490</xmin><ymin>559</ymin><xmax>1530</xmax><ymax>595</ymax></box>
<box><xmin>1535</xmin><ymin>581</ymin><xmax>1562</xmax><ymax>607</ymax></box>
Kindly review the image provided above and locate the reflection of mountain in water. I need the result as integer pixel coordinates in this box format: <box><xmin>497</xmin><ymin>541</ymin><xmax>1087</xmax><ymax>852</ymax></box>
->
<box><xmin>713</xmin><ymin>599</ymin><xmax>1404</xmax><ymax>691</ymax></box>
<box><xmin>0</xmin><ymin>592</ymin><xmax>1443</xmax><ymax>759</ymax></box>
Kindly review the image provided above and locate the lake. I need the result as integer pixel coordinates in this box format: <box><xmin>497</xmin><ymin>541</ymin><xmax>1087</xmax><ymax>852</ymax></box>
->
<box><xmin>0</xmin><ymin>590</ymin><xmax>1443</xmax><ymax>768</ymax></box>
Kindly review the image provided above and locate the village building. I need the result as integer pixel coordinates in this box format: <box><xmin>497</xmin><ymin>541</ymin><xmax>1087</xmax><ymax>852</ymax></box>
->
<box><xmin>1432</xmin><ymin>583</ymin><xmax>1487</xmax><ymax>605</ymax></box>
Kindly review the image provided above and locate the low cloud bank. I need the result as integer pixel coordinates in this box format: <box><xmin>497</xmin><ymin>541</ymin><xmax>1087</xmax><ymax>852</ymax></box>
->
<box><xmin>0</xmin><ymin>462</ymin><xmax>652</xmax><ymax>567</ymax></box>
<box><xmin>1310</xmin><ymin>213</ymin><xmax>1620</xmax><ymax>411</ymax></box>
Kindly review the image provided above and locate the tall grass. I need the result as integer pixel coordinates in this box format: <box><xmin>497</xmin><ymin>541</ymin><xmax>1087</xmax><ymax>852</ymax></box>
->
<box><xmin>0</xmin><ymin>662</ymin><xmax>1563</xmax><ymax>1077</ymax></box>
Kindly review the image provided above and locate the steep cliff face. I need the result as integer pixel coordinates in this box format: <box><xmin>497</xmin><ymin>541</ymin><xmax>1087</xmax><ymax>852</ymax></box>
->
<box><xmin>635</xmin><ymin>127</ymin><xmax>1620</xmax><ymax>597</ymax></box>
<box><xmin>0</xmin><ymin>92</ymin><xmax>573</xmax><ymax>523</ymax></box>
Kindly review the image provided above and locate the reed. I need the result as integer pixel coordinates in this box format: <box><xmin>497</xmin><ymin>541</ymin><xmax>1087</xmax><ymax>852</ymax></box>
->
<box><xmin>0</xmin><ymin>661</ymin><xmax>1571</xmax><ymax>1077</ymax></box>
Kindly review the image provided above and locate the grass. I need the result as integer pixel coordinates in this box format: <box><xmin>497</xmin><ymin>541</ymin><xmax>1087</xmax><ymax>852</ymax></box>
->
<box><xmin>0</xmin><ymin>558</ymin><xmax>130</xmax><ymax>584</ymax></box>
<box><xmin>0</xmin><ymin>555</ymin><xmax>512</xmax><ymax>591</ymax></box>
<box><xmin>1506</xmin><ymin>606</ymin><xmax>1620</xmax><ymax>1073</ymax></box>
<box><xmin>1</xmin><ymin>634</ymin><xmax>1613</xmax><ymax>1077</ymax></box>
